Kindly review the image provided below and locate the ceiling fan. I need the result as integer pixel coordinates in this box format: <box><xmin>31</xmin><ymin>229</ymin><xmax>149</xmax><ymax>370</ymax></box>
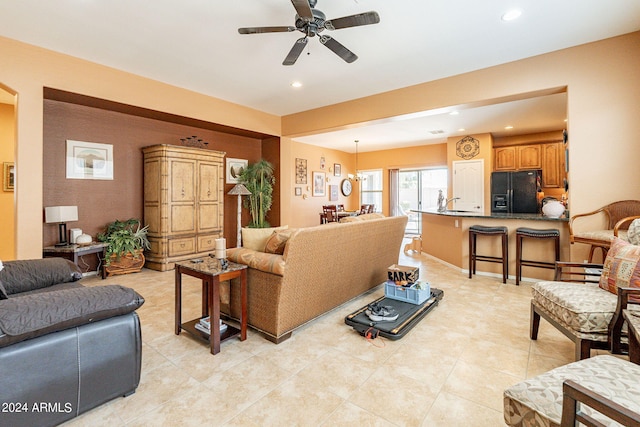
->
<box><xmin>238</xmin><ymin>0</ymin><xmax>380</xmax><ymax>65</ymax></box>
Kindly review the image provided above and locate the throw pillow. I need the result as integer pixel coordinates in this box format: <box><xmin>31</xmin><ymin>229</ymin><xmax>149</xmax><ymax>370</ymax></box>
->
<box><xmin>628</xmin><ymin>219</ymin><xmax>640</xmax><ymax>245</ymax></box>
<box><xmin>599</xmin><ymin>237</ymin><xmax>640</xmax><ymax>302</ymax></box>
<box><xmin>264</xmin><ymin>229</ymin><xmax>295</xmax><ymax>255</ymax></box>
<box><xmin>242</xmin><ymin>226</ymin><xmax>288</xmax><ymax>252</ymax></box>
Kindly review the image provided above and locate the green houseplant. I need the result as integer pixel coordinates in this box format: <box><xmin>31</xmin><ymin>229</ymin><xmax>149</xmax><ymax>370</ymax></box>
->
<box><xmin>238</xmin><ymin>159</ymin><xmax>275</xmax><ymax>228</ymax></box>
<box><xmin>97</xmin><ymin>218</ymin><xmax>150</xmax><ymax>273</ymax></box>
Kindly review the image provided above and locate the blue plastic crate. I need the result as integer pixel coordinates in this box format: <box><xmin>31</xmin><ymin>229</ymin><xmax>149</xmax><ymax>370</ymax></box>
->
<box><xmin>384</xmin><ymin>281</ymin><xmax>431</xmax><ymax>305</ymax></box>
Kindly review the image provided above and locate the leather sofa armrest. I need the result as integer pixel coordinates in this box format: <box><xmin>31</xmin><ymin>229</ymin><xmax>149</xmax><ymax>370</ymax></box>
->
<box><xmin>0</xmin><ymin>285</ymin><xmax>144</xmax><ymax>347</ymax></box>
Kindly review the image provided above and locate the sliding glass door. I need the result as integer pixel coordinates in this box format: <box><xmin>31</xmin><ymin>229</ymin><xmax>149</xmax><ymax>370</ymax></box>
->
<box><xmin>398</xmin><ymin>168</ymin><xmax>447</xmax><ymax>234</ymax></box>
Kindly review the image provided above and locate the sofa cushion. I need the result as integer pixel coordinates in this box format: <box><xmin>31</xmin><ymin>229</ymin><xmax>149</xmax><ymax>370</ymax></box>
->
<box><xmin>531</xmin><ymin>281</ymin><xmax>617</xmax><ymax>335</ymax></box>
<box><xmin>264</xmin><ymin>229</ymin><xmax>295</xmax><ymax>255</ymax></box>
<box><xmin>573</xmin><ymin>229</ymin><xmax>628</xmax><ymax>243</ymax></box>
<box><xmin>628</xmin><ymin>219</ymin><xmax>640</xmax><ymax>245</ymax></box>
<box><xmin>242</xmin><ymin>226</ymin><xmax>288</xmax><ymax>252</ymax></box>
<box><xmin>0</xmin><ymin>285</ymin><xmax>144</xmax><ymax>347</ymax></box>
<box><xmin>599</xmin><ymin>237</ymin><xmax>640</xmax><ymax>302</ymax></box>
<box><xmin>0</xmin><ymin>258</ymin><xmax>83</xmax><ymax>295</ymax></box>
<box><xmin>227</xmin><ymin>247</ymin><xmax>285</xmax><ymax>276</ymax></box>
<box><xmin>504</xmin><ymin>355</ymin><xmax>640</xmax><ymax>427</ymax></box>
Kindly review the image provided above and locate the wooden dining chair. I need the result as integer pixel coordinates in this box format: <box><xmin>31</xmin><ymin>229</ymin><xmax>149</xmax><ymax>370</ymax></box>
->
<box><xmin>322</xmin><ymin>205</ymin><xmax>338</xmax><ymax>223</ymax></box>
<box><xmin>359</xmin><ymin>204</ymin><xmax>370</xmax><ymax>215</ymax></box>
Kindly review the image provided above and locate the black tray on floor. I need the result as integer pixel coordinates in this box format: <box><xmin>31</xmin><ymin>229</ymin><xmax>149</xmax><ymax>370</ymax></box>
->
<box><xmin>345</xmin><ymin>288</ymin><xmax>444</xmax><ymax>340</ymax></box>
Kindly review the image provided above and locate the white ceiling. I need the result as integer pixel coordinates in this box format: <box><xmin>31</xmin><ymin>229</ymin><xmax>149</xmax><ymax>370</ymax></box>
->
<box><xmin>0</xmin><ymin>0</ymin><xmax>638</xmax><ymax>151</ymax></box>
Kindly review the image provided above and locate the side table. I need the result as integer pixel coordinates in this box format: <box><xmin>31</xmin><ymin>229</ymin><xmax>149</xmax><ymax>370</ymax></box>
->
<box><xmin>623</xmin><ymin>309</ymin><xmax>640</xmax><ymax>364</ymax></box>
<box><xmin>175</xmin><ymin>258</ymin><xmax>247</xmax><ymax>355</ymax></box>
<box><xmin>43</xmin><ymin>242</ymin><xmax>109</xmax><ymax>279</ymax></box>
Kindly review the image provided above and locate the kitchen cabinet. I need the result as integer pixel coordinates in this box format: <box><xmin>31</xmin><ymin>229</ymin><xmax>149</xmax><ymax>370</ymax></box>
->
<box><xmin>494</xmin><ymin>144</ymin><xmax>541</xmax><ymax>171</ymax></box>
<box><xmin>493</xmin><ymin>140</ymin><xmax>565</xmax><ymax>189</ymax></box>
<box><xmin>143</xmin><ymin>144</ymin><xmax>225</xmax><ymax>271</ymax></box>
<box><xmin>542</xmin><ymin>142</ymin><xmax>563</xmax><ymax>188</ymax></box>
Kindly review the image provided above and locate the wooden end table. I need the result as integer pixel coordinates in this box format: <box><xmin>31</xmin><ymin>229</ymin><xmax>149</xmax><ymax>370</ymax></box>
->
<box><xmin>174</xmin><ymin>258</ymin><xmax>247</xmax><ymax>355</ymax></box>
<box><xmin>43</xmin><ymin>242</ymin><xmax>109</xmax><ymax>279</ymax></box>
<box><xmin>623</xmin><ymin>309</ymin><xmax>640</xmax><ymax>364</ymax></box>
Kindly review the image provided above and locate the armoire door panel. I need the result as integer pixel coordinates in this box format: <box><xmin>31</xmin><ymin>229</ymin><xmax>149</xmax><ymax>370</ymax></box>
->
<box><xmin>198</xmin><ymin>204</ymin><xmax>220</xmax><ymax>231</ymax></box>
<box><xmin>170</xmin><ymin>160</ymin><xmax>195</xmax><ymax>203</ymax></box>
<box><xmin>170</xmin><ymin>205</ymin><xmax>196</xmax><ymax>233</ymax></box>
<box><xmin>199</xmin><ymin>162</ymin><xmax>220</xmax><ymax>202</ymax></box>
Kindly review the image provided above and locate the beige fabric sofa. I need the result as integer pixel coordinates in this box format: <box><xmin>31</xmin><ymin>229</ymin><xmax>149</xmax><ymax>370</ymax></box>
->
<box><xmin>224</xmin><ymin>215</ymin><xmax>408</xmax><ymax>343</ymax></box>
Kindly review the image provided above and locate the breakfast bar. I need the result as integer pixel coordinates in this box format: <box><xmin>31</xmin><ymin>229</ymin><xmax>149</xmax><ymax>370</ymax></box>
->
<box><xmin>416</xmin><ymin>209</ymin><xmax>569</xmax><ymax>283</ymax></box>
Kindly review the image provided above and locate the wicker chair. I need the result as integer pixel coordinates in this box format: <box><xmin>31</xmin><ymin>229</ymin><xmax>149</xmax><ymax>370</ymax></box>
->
<box><xmin>568</xmin><ymin>200</ymin><xmax>640</xmax><ymax>262</ymax></box>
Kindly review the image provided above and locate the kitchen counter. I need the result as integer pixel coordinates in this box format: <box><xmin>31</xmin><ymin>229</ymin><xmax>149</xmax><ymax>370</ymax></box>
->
<box><xmin>416</xmin><ymin>209</ymin><xmax>570</xmax><ymax>283</ymax></box>
<box><xmin>416</xmin><ymin>208</ymin><xmax>569</xmax><ymax>222</ymax></box>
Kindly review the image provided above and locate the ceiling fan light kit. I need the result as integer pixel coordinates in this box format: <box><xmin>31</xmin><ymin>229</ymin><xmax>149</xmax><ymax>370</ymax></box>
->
<box><xmin>238</xmin><ymin>0</ymin><xmax>380</xmax><ymax>66</ymax></box>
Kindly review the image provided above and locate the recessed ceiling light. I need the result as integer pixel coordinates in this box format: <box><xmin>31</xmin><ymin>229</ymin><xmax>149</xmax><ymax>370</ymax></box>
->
<box><xmin>449</xmin><ymin>111</ymin><xmax>459</xmax><ymax>116</ymax></box>
<box><xmin>291</xmin><ymin>81</ymin><xmax>302</xmax><ymax>88</ymax></box>
<box><xmin>505</xmin><ymin>125</ymin><xmax>514</xmax><ymax>130</ymax></box>
<box><xmin>501</xmin><ymin>10</ymin><xmax>522</xmax><ymax>21</ymax></box>
<box><xmin>458</xmin><ymin>128</ymin><xmax>466</xmax><ymax>132</ymax></box>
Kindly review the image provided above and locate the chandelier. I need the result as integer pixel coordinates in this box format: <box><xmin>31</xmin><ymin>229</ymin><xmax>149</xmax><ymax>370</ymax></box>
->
<box><xmin>348</xmin><ymin>140</ymin><xmax>366</xmax><ymax>182</ymax></box>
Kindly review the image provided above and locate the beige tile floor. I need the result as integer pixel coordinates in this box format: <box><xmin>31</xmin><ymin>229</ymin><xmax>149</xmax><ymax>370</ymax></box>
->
<box><xmin>62</xmin><ymin>241</ymin><xmax>606</xmax><ymax>426</ymax></box>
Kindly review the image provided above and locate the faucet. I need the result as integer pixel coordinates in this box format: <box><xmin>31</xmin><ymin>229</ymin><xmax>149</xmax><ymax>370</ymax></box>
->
<box><xmin>438</xmin><ymin>197</ymin><xmax>460</xmax><ymax>212</ymax></box>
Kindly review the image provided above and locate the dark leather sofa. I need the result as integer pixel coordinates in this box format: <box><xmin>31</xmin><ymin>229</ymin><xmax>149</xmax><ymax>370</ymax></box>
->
<box><xmin>0</xmin><ymin>258</ymin><xmax>144</xmax><ymax>427</ymax></box>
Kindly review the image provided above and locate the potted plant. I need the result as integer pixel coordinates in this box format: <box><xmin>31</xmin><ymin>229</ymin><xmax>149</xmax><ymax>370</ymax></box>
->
<box><xmin>97</xmin><ymin>218</ymin><xmax>150</xmax><ymax>276</ymax></box>
<box><xmin>238</xmin><ymin>159</ymin><xmax>275</xmax><ymax>228</ymax></box>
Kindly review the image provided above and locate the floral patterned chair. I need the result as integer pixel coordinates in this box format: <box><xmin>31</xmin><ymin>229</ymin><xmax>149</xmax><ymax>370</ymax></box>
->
<box><xmin>569</xmin><ymin>200</ymin><xmax>640</xmax><ymax>262</ymax></box>
<box><xmin>530</xmin><ymin>237</ymin><xmax>640</xmax><ymax>361</ymax></box>
<box><xmin>504</xmin><ymin>355</ymin><xmax>640</xmax><ymax>427</ymax></box>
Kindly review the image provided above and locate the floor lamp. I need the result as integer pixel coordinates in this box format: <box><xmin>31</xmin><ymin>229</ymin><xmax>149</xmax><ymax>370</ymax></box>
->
<box><xmin>227</xmin><ymin>183</ymin><xmax>252</xmax><ymax>247</ymax></box>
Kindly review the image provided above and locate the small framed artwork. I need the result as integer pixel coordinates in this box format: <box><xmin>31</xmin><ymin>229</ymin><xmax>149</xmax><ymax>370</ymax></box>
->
<box><xmin>329</xmin><ymin>185</ymin><xmax>338</xmax><ymax>201</ymax></box>
<box><xmin>295</xmin><ymin>158</ymin><xmax>307</xmax><ymax>184</ymax></box>
<box><xmin>3</xmin><ymin>162</ymin><xmax>14</xmax><ymax>191</ymax></box>
<box><xmin>334</xmin><ymin>163</ymin><xmax>341</xmax><ymax>177</ymax></box>
<box><xmin>226</xmin><ymin>158</ymin><xmax>248</xmax><ymax>184</ymax></box>
<box><xmin>320</xmin><ymin>156</ymin><xmax>326</xmax><ymax>170</ymax></box>
<box><xmin>66</xmin><ymin>140</ymin><xmax>113</xmax><ymax>180</ymax></box>
<box><xmin>312</xmin><ymin>171</ymin><xmax>326</xmax><ymax>197</ymax></box>
<box><xmin>295</xmin><ymin>187</ymin><xmax>302</xmax><ymax>196</ymax></box>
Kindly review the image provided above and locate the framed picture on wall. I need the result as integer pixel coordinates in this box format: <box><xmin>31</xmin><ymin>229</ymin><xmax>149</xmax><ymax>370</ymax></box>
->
<box><xmin>329</xmin><ymin>185</ymin><xmax>338</xmax><ymax>201</ymax></box>
<box><xmin>226</xmin><ymin>158</ymin><xmax>248</xmax><ymax>184</ymax></box>
<box><xmin>334</xmin><ymin>163</ymin><xmax>341</xmax><ymax>177</ymax></box>
<box><xmin>66</xmin><ymin>140</ymin><xmax>114</xmax><ymax>180</ymax></box>
<box><xmin>295</xmin><ymin>187</ymin><xmax>302</xmax><ymax>196</ymax></box>
<box><xmin>312</xmin><ymin>171</ymin><xmax>326</xmax><ymax>197</ymax></box>
<box><xmin>295</xmin><ymin>158</ymin><xmax>307</xmax><ymax>184</ymax></box>
<box><xmin>3</xmin><ymin>162</ymin><xmax>14</xmax><ymax>192</ymax></box>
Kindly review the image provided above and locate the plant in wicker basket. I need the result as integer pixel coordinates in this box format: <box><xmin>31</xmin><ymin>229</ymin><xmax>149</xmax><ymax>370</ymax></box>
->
<box><xmin>97</xmin><ymin>218</ymin><xmax>150</xmax><ymax>275</ymax></box>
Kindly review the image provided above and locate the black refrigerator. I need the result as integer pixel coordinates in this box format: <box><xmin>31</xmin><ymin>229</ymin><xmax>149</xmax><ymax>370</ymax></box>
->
<box><xmin>491</xmin><ymin>170</ymin><xmax>542</xmax><ymax>214</ymax></box>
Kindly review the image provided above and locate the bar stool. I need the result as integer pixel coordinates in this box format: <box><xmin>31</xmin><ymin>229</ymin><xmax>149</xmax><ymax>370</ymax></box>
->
<box><xmin>469</xmin><ymin>225</ymin><xmax>509</xmax><ymax>284</ymax></box>
<box><xmin>515</xmin><ymin>227</ymin><xmax>560</xmax><ymax>285</ymax></box>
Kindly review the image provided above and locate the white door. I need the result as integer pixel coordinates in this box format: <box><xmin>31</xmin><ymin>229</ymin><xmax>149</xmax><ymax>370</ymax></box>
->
<box><xmin>452</xmin><ymin>160</ymin><xmax>484</xmax><ymax>212</ymax></box>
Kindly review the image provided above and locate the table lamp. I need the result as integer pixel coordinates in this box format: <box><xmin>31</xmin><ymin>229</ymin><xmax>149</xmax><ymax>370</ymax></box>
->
<box><xmin>227</xmin><ymin>183</ymin><xmax>252</xmax><ymax>247</ymax></box>
<box><xmin>45</xmin><ymin>205</ymin><xmax>78</xmax><ymax>246</ymax></box>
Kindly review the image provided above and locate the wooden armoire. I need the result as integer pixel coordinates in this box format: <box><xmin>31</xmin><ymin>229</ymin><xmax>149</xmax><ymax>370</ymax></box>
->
<box><xmin>142</xmin><ymin>144</ymin><xmax>225</xmax><ymax>271</ymax></box>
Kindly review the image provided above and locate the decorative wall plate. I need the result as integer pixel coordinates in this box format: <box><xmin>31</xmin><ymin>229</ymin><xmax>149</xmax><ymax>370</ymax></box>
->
<box><xmin>455</xmin><ymin>136</ymin><xmax>480</xmax><ymax>160</ymax></box>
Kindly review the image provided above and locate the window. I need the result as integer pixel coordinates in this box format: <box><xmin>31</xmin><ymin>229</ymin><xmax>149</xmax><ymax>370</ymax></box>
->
<box><xmin>398</xmin><ymin>168</ymin><xmax>448</xmax><ymax>233</ymax></box>
<box><xmin>359</xmin><ymin>169</ymin><xmax>382</xmax><ymax>212</ymax></box>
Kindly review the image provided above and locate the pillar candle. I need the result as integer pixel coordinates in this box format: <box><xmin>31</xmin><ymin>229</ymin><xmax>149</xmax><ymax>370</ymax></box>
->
<box><xmin>215</xmin><ymin>238</ymin><xmax>226</xmax><ymax>250</ymax></box>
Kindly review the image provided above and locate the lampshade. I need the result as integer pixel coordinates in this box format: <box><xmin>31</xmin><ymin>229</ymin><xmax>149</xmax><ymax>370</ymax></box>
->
<box><xmin>227</xmin><ymin>183</ymin><xmax>252</xmax><ymax>196</ymax></box>
<box><xmin>45</xmin><ymin>206</ymin><xmax>78</xmax><ymax>223</ymax></box>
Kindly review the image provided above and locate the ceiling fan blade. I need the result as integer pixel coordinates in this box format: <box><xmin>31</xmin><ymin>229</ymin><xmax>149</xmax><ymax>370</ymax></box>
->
<box><xmin>283</xmin><ymin>37</ymin><xmax>308</xmax><ymax>66</ymax></box>
<box><xmin>325</xmin><ymin>11</ymin><xmax>380</xmax><ymax>30</ymax></box>
<box><xmin>290</xmin><ymin>0</ymin><xmax>313</xmax><ymax>20</ymax></box>
<box><xmin>238</xmin><ymin>26</ymin><xmax>295</xmax><ymax>35</ymax></box>
<box><xmin>319</xmin><ymin>35</ymin><xmax>357</xmax><ymax>63</ymax></box>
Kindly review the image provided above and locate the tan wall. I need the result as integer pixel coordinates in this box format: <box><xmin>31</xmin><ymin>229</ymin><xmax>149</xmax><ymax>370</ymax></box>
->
<box><xmin>2</xmin><ymin>32</ymin><xmax>640</xmax><ymax>260</ymax></box>
<box><xmin>0</xmin><ymin>100</ymin><xmax>15</xmax><ymax>259</ymax></box>
<box><xmin>0</xmin><ymin>36</ymin><xmax>280</xmax><ymax>259</ymax></box>
<box><xmin>284</xmin><ymin>32</ymin><xmax>640</xmax><ymax>261</ymax></box>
